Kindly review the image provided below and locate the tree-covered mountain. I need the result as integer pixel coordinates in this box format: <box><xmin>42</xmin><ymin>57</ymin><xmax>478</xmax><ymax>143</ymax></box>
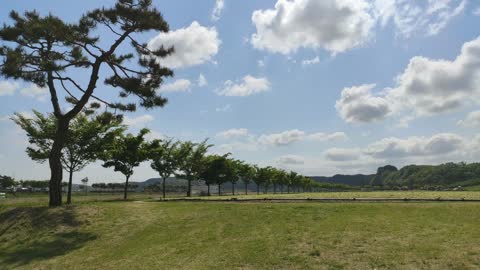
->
<box><xmin>372</xmin><ymin>162</ymin><xmax>480</xmax><ymax>188</ymax></box>
<box><xmin>311</xmin><ymin>162</ymin><xmax>480</xmax><ymax>189</ymax></box>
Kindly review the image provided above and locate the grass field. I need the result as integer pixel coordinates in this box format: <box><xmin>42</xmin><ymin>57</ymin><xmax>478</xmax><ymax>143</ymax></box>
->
<box><xmin>1</xmin><ymin>192</ymin><xmax>480</xmax><ymax>269</ymax></box>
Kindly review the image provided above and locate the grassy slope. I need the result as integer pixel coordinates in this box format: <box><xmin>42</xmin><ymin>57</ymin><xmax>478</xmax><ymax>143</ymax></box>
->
<box><xmin>1</xmin><ymin>199</ymin><xmax>480</xmax><ymax>269</ymax></box>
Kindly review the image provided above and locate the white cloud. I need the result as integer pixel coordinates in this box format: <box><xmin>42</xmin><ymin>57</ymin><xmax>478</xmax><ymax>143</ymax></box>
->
<box><xmin>364</xmin><ymin>133</ymin><xmax>464</xmax><ymax>159</ymax></box>
<box><xmin>389</xmin><ymin>37</ymin><xmax>480</xmax><ymax>116</ymax></box>
<box><xmin>159</xmin><ymin>79</ymin><xmax>192</xmax><ymax>93</ymax></box>
<box><xmin>302</xmin><ymin>56</ymin><xmax>320</xmax><ymax>66</ymax></box>
<box><xmin>20</xmin><ymin>84</ymin><xmax>48</xmax><ymax>101</ymax></box>
<box><xmin>374</xmin><ymin>0</ymin><xmax>466</xmax><ymax>37</ymax></box>
<box><xmin>458</xmin><ymin>111</ymin><xmax>480</xmax><ymax>128</ymax></box>
<box><xmin>216</xmin><ymin>128</ymin><xmax>249</xmax><ymax>139</ymax></box>
<box><xmin>215</xmin><ymin>104</ymin><xmax>232</xmax><ymax>112</ymax></box>
<box><xmin>0</xmin><ymin>81</ymin><xmax>18</xmax><ymax>96</ymax></box>
<box><xmin>257</xmin><ymin>60</ymin><xmax>265</xmax><ymax>67</ymax></box>
<box><xmin>335</xmin><ymin>84</ymin><xmax>391</xmax><ymax>123</ymax></box>
<box><xmin>211</xmin><ymin>0</ymin><xmax>225</xmax><ymax>21</ymax></box>
<box><xmin>307</xmin><ymin>132</ymin><xmax>348</xmax><ymax>142</ymax></box>
<box><xmin>276</xmin><ymin>154</ymin><xmax>305</xmax><ymax>165</ymax></box>
<box><xmin>198</xmin><ymin>74</ymin><xmax>208</xmax><ymax>87</ymax></box>
<box><xmin>325</xmin><ymin>148</ymin><xmax>361</xmax><ymax>161</ymax></box>
<box><xmin>217</xmin><ymin>75</ymin><xmax>270</xmax><ymax>97</ymax></box>
<box><xmin>148</xmin><ymin>21</ymin><xmax>221</xmax><ymax>69</ymax></box>
<box><xmin>251</xmin><ymin>0</ymin><xmax>374</xmax><ymax>54</ymax></box>
<box><xmin>337</xmin><ymin>37</ymin><xmax>480</xmax><ymax>124</ymax></box>
<box><xmin>0</xmin><ymin>115</ymin><xmax>10</xmax><ymax>122</ymax></box>
<box><xmin>259</xmin><ymin>129</ymin><xmax>305</xmax><ymax>146</ymax></box>
<box><xmin>123</xmin><ymin>114</ymin><xmax>154</xmax><ymax>127</ymax></box>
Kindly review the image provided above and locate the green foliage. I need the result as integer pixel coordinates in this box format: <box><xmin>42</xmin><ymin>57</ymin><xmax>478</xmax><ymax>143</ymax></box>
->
<box><xmin>13</xmin><ymin>110</ymin><xmax>124</xmax><ymax>173</ymax></box>
<box><xmin>370</xmin><ymin>162</ymin><xmax>480</xmax><ymax>188</ymax></box>
<box><xmin>0</xmin><ymin>0</ymin><xmax>174</xmax><ymax>116</ymax></box>
<box><xmin>0</xmin><ymin>175</ymin><xmax>16</xmax><ymax>188</ymax></box>
<box><xmin>175</xmin><ymin>140</ymin><xmax>212</xmax><ymax>196</ymax></box>
<box><xmin>102</xmin><ymin>128</ymin><xmax>151</xmax><ymax>178</ymax></box>
<box><xmin>200</xmin><ymin>154</ymin><xmax>232</xmax><ymax>188</ymax></box>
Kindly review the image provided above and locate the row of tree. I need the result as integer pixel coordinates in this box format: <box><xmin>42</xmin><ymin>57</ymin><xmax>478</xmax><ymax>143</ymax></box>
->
<box><xmin>13</xmin><ymin>110</ymin><xmax>325</xmax><ymax>203</ymax></box>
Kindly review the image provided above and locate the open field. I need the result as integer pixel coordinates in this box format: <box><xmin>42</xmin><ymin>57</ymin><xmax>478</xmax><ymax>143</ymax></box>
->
<box><xmin>1</xmin><ymin>193</ymin><xmax>480</xmax><ymax>269</ymax></box>
<box><xmin>3</xmin><ymin>190</ymin><xmax>480</xmax><ymax>208</ymax></box>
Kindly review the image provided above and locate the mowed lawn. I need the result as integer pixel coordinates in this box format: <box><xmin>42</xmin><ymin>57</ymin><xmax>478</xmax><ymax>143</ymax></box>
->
<box><xmin>1</xmin><ymin>197</ymin><xmax>480</xmax><ymax>269</ymax></box>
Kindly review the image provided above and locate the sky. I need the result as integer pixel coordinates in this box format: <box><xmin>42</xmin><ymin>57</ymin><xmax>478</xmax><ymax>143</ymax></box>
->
<box><xmin>1</xmin><ymin>0</ymin><xmax>480</xmax><ymax>184</ymax></box>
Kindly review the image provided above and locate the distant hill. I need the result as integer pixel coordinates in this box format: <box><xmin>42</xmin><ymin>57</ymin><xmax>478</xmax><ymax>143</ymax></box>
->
<box><xmin>309</xmin><ymin>174</ymin><xmax>373</xmax><ymax>186</ymax></box>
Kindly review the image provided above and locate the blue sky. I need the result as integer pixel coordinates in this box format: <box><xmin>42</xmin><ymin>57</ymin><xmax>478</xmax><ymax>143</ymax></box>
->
<box><xmin>1</xmin><ymin>0</ymin><xmax>480</xmax><ymax>183</ymax></box>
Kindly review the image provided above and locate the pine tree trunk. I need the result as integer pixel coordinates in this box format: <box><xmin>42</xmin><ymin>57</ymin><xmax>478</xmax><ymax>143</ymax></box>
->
<box><xmin>232</xmin><ymin>182</ymin><xmax>235</xmax><ymax>195</ymax></box>
<box><xmin>124</xmin><ymin>175</ymin><xmax>130</xmax><ymax>200</ymax></box>
<box><xmin>274</xmin><ymin>184</ymin><xmax>277</xmax><ymax>194</ymax></box>
<box><xmin>48</xmin><ymin>117</ymin><xmax>70</xmax><ymax>207</ymax></box>
<box><xmin>207</xmin><ymin>184</ymin><xmax>210</xmax><ymax>196</ymax></box>
<box><xmin>257</xmin><ymin>184</ymin><xmax>259</xmax><ymax>195</ymax></box>
<box><xmin>245</xmin><ymin>183</ymin><xmax>248</xmax><ymax>195</ymax></box>
<box><xmin>162</xmin><ymin>177</ymin><xmax>166</xmax><ymax>199</ymax></box>
<box><xmin>218</xmin><ymin>184</ymin><xmax>221</xmax><ymax>196</ymax></box>
<box><xmin>67</xmin><ymin>168</ymin><xmax>74</xmax><ymax>205</ymax></box>
<box><xmin>187</xmin><ymin>179</ymin><xmax>191</xmax><ymax>197</ymax></box>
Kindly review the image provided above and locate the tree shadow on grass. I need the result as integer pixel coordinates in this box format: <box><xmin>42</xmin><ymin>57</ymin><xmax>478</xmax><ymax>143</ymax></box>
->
<box><xmin>1</xmin><ymin>231</ymin><xmax>97</xmax><ymax>267</ymax></box>
<box><xmin>0</xmin><ymin>207</ymin><xmax>97</xmax><ymax>268</ymax></box>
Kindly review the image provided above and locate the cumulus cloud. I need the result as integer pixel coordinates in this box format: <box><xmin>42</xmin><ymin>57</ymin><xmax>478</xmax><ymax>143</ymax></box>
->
<box><xmin>217</xmin><ymin>75</ymin><xmax>270</xmax><ymax>96</ymax></box>
<box><xmin>123</xmin><ymin>114</ymin><xmax>154</xmax><ymax>127</ymax></box>
<box><xmin>0</xmin><ymin>81</ymin><xmax>18</xmax><ymax>96</ymax></box>
<box><xmin>198</xmin><ymin>74</ymin><xmax>208</xmax><ymax>87</ymax></box>
<box><xmin>364</xmin><ymin>133</ymin><xmax>464</xmax><ymax>159</ymax></box>
<box><xmin>302</xmin><ymin>56</ymin><xmax>320</xmax><ymax>66</ymax></box>
<box><xmin>307</xmin><ymin>132</ymin><xmax>348</xmax><ymax>142</ymax></box>
<box><xmin>159</xmin><ymin>79</ymin><xmax>192</xmax><ymax>93</ymax></box>
<box><xmin>211</xmin><ymin>0</ymin><xmax>225</xmax><ymax>21</ymax></box>
<box><xmin>388</xmin><ymin>37</ymin><xmax>480</xmax><ymax>116</ymax></box>
<box><xmin>457</xmin><ymin>111</ymin><xmax>480</xmax><ymax>128</ymax></box>
<box><xmin>325</xmin><ymin>148</ymin><xmax>361</xmax><ymax>161</ymax></box>
<box><xmin>20</xmin><ymin>84</ymin><xmax>48</xmax><ymax>101</ymax></box>
<box><xmin>258</xmin><ymin>129</ymin><xmax>305</xmax><ymax>146</ymax></box>
<box><xmin>374</xmin><ymin>0</ymin><xmax>466</xmax><ymax>37</ymax></box>
<box><xmin>216</xmin><ymin>128</ymin><xmax>249</xmax><ymax>139</ymax></box>
<box><xmin>335</xmin><ymin>84</ymin><xmax>391</xmax><ymax>123</ymax></box>
<box><xmin>276</xmin><ymin>154</ymin><xmax>305</xmax><ymax>165</ymax></box>
<box><xmin>337</xmin><ymin>37</ymin><xmax>480</xmax><ymax>124</ymax></box>
<box><xmin>148</xmin><ymin>21</ymin><xmax>220</xmax><ymax>69</ymax></box>
<box><xmin>251</xmin><ymin>0</ymin><xmax>374</xmax><ymax>54</ymax></box>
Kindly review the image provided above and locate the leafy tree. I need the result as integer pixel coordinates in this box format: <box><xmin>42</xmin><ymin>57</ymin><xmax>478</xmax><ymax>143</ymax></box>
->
<box><xmin>13</xmin><ymin>110</ymin><xmax>123</xmax><ymax>204</ymax></box>
<box><xmin>253</xmin><ymin>166</ymin><xmax>273</xmax><ymax>195</ymax></box>
<box><xmin>150</xmin><ymin>139</ymin><xmax>189</xmax><ymax>199</ymax></box>
<box><xmin>200</xmin><ymin>154</ymin><xmax>230</xmax><ymax>196</ymax></box>
<box><xmin>0</xmin><ymin>175</ymin><xmax>16</xmax><ymax>189</ymax></box>
<box><xmin>175</xmin><ymin>140</ymin><xmax>211</xmax><ymax>197</ymax></box>
<box><xmin>287</xmin><ymin>171</ymin><xmax>297</xmax><ymax>193</ymax></box>
<box><xmin>227</xmin><ymin>159</ymin><xmax>242</xmax><ymax>195</ymax></box>
<box><xmin>276</xmin><ymin>169</ymin><xmax>288</xmax><ymax>193</ymax></box>
<box><xmin>0</xmin><ymin>0</ymin><xmax>174</xmax><ymax>206</ymax></box>
<box><xmin>238</xmin><ymin>163</ymin><xmax>255</xmax><ymax>195</ymax></box>
<box><xmin>102</xmin><ymin>128</ymin><xmax>151</xmax><ymax>200</ymax></box>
